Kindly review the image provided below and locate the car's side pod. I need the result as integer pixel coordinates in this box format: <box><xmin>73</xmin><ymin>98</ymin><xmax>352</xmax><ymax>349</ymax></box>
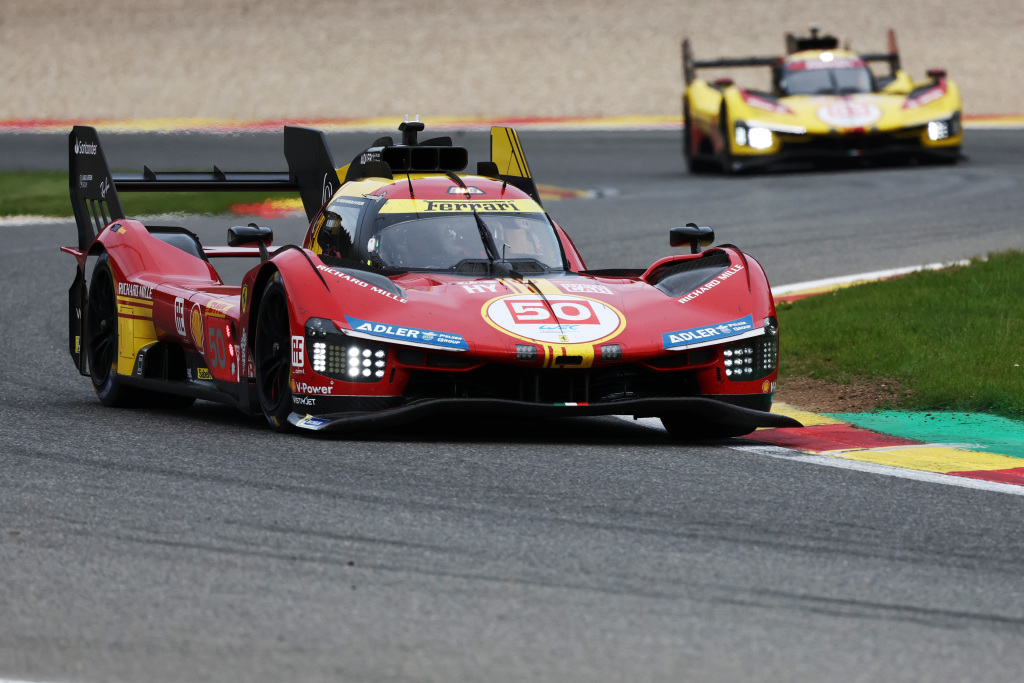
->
<box><xmin>670</xmin><ymin>224</ymin><xmax>715</xmax><ymax>254</ymax></box>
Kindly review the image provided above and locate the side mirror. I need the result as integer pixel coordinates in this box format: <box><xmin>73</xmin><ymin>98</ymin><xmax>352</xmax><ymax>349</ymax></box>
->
<box><xmin>670</xmin><ymin>224</ymin><xmax>715</xmax><ymax>254</ymax></box>
<box><xmin>228</xmin><ymin>223</ymin><xmax>274</xmax><ymax>262</ymax></box>
<box><xmin>227</xmin><ymin>223</ymin><xmax>273</xmax><ymax>247</ymax></box>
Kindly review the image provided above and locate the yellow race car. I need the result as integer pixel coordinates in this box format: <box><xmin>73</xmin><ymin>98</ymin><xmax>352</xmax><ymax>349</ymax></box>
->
<box><xmin>682</xmin><ymin>28</ymin><xmax>963</xmax><ymax>173</ymax></box>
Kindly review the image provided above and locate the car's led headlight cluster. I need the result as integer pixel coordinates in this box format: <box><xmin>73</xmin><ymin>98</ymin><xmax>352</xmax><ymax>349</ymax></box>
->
<box><xmin>341</xmin><ymin>345</ymin><xmax>388</xmax><ymax>380</ymax></box>
<box><xmin>305</xmin><ymin>318</ymin><xmax>387</xmax><ymax>383</ymax></box>
<box><xmin>927</xmin><ymin>120</ymin><xmax>950</xmax><ymax>141</ymax></box>
<box><xmin>723</xmin><ymin>317</ymin><xmax>777</xmax><ymax>381</ymax></box>
<box><xmin>734</xmin><ymin>122</ymin><xmax>774</xmax><ymax>150</ymax></box>
<box><xmin>926</xmin><ymin>113</ymin><xmax>960</xmax><ymax>141</ymax></box>
<box><xmin>929</xmin><ymin>112</ymin><xmax>958</xmax><ymax>141</ymax></box>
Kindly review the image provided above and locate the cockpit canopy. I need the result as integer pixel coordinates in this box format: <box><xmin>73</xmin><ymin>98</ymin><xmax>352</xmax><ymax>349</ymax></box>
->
<box><xmin>314</xmin><ymin>195</ymin><xmax>566</xmax><ymax>274</ymax></box>
<box><xmin>778</xmin><ymin>54</ymin><xmax>874</xmax><ymax>96</ymax></box>
<box><xmin>374</xmin><ymin>213</ymin><xmax>563</xmax><ymax>271</ymax></box>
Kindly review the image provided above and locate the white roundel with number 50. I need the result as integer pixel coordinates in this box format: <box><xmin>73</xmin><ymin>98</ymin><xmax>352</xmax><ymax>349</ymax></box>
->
<box><xmin>483</xmin><ymin>294</ymin><xmax>625</xmax><ymax>344</ymax></box>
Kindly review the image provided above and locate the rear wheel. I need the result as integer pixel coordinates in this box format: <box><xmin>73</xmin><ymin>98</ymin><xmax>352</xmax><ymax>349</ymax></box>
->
<box><xmin>661</xmin><ymin>413</ymin><xmax>754</xmax><ymax>440</ymax></box>
<box><xmin>254</xmin><ymin>274</ymin><xmax>294</xmax><ymax>431</ymax></box>
<box><xmin>86</xmin><ymin>254</ymin><xmax>136</xmax><ymax>406</ymax></box>
<box><xmin>86</xmin><ymin>254</ymin><xmax>195</xmax><ymax>409</ymax></box>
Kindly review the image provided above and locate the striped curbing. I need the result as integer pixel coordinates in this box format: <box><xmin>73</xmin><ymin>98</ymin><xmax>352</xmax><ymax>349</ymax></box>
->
<box><xmin>753</xmin><ymin>407</ymin><xmax>1024</xmax><ymax>490</ymax></box>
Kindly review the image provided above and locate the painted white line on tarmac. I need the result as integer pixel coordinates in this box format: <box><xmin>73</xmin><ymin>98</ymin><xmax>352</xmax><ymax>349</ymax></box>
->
<box><xmin>616</xmin><ymin>416</ymin><xmax>1024</xmax><ymax>497</ymax></box>
<box><xmin>730</xmin><ymin>445</ymin><xmax>1024</xmax><ymax>497</ymax></box>
<box><xmin>772</xmin><ymin>259</ymin><xmax>971</xmax><ymax>297</ymax></box>
<box><xmin>0</xmin><ymin>215</ymin><xmax>71</xmax><ymax>226</ymax></box>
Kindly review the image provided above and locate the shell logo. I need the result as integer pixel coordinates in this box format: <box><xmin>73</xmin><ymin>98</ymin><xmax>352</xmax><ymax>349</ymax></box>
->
<box><xmin>482</xmin><ymin>294</ymin><xmax>625</xmax><ymax>344</ymax></box>
<box><xmin>191</xmin><ymin>304</ymin><xmax>204</xmax><ymax>353</ymax></box>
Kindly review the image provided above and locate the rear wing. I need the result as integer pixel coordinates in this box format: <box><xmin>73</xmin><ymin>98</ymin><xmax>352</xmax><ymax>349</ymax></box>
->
<box><xmin>682</xmin><ymin>38</ymin><xmax>777</xmax><ymax>86</ymax></box>
<box><xmin>68</xmin><ymin>125</ymin><xmax>343</xmax><ymax>250</ymax></box>
<box><xmin>69</xmin><ymin>121</ymin><xmax>544</xmax><ymax>251</ymax></box>
<box><xmin>682</xmin><ymin>28</ymin><xmax>902</xmax><ymax>86</ymax></box>
<box><xmin>857</xmin><ymin>29</ymin><xmax>902</xmax><ymax>78</ymax></box>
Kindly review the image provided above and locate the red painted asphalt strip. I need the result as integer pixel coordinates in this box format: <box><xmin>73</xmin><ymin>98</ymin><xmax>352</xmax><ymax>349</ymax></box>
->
<box><xmin>949</xmin><ymin>468</ymin><xmax>1024</xmax><ymax>485</ymax></box>
<box><xmin>746</xmin><ymin>423</ymin><xmax>920</xmax><ymax>452</ymax></box>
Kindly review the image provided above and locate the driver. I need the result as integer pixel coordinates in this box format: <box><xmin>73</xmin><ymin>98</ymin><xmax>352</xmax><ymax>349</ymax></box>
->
<box><xmin>317</xmin><ymin>211</ymin><xmax>354</xmax><ymax>260</ymax></box>
<box><xmin>441</xmin><ymin>219</ymin><xmax>487</xmax><ymax>261</ymax></box>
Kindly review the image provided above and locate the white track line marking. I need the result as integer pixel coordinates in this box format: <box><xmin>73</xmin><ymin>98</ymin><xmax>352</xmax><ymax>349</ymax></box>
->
<box><xmin>615</xmin><ymin>416</ymin><xmax>1024</xmax><ymax>497</ymax></box>
<box><xmin>731</xmin><ymin>444</ymin><xmax>1024</xmax><ymax>497</ymax></box>
<box><xmin>772</xmin><ymin>260</ymin><xmax>971</xmax><ymax>297</ymax></box>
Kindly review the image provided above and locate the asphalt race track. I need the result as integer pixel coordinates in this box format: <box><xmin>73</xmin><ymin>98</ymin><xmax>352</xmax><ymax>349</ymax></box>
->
<box><xmin>3</xmin><ymin>129</ymin><xmax>1024</xmax><ymax>682</ymax></box>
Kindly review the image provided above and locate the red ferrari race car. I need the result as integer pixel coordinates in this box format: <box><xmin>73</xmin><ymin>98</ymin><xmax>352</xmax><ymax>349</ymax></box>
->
<box><xmin>63</xmin><ymin>120</ymin><xmax>800</xmax><ymax>438</ymax></box>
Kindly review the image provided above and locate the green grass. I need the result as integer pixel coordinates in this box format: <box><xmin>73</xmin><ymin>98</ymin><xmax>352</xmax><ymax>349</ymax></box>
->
<box><xmin>777</xmin><ymin>250</ymin><xmax>1024</xmax><ymax>420</ymax></box>
<box><xmin>0</xmin><ymin>170</ymin><xmax>284</xmax><ymax>217</ymax></box>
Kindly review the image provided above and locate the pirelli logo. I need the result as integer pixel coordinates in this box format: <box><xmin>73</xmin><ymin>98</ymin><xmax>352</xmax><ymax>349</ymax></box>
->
<box><xmin>378</xmin><ymin>198</ymin><xmax>543</xmax><ymax>214</ymax></box>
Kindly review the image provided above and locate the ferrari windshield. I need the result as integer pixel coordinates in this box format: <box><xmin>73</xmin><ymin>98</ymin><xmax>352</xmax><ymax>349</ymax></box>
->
<box><xmin>372</xmin><ymin>213</ymin><xmax>564</xmax><ymax>271</ymax></box>
<box><xmin>781</xmin><ymin>63</ymin><xmax>874</xmax><ymax>95</ymax></box>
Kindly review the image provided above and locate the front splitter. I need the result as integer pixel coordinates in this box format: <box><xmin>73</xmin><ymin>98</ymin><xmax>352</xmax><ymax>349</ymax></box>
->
<box><xmin>287</xmin><ymin>396</ymin><xmax>802</xmax><ymax>433</ymax></box>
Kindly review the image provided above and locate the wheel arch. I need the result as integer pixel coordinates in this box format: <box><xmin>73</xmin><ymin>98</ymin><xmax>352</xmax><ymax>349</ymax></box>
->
<box><xmin>246</xmin><ymin>263</ymin><xmax>283</xmax><ymax>348</ymax></box>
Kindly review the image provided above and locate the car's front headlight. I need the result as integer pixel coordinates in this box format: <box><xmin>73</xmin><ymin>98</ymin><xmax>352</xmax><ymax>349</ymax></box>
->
<box><xmin>926</xmin><ymin>112</ymin><xmax>961</xmax><ymax>141</ymax></box>
<box><xmin>747</xmin><ymin>127</ymin><xmax>774</xmax><ymax>150</ymax></box>
<box><xmin>305</xmin><ymin>317</ymin><xmax>388</xmax><ymax>382</ymax></box>
<box><xmin>734</xmin><ymin>122</ymin><xmax>774</xmax><ymax>150</ymax></box>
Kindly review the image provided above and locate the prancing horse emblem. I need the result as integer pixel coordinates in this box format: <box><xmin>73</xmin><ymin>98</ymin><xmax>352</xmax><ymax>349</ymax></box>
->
<box><xmin>322</xmin><ymin>173</ymin><xmax>334</xmax><ymax>204</ymax></box>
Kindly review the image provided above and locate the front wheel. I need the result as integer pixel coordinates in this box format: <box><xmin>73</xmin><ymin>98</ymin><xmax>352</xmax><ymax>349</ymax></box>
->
<box><xmin>718</xmin><ymin>104</ymin><xmax>734</xmax><ymax>174</ymax></box>
<box><xmin>254</xmin><ymin>274</ymin><xmax>294</xmax><ymax>431</ymax></box>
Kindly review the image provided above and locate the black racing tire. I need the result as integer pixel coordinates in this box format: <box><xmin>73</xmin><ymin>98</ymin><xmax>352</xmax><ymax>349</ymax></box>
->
<box><xmin>254</xmin><ymin>274</ymin><xmax>294</xmax><ymax>431</ymax></box>
<box><xmin>683</xmin><ymin>99</ymin><xmax>718</xmax><ymax>174</ymax></box>
<box><xmin>86</xmin><ymin>253</ymin><xmax>196</xmax><ymax>410</ymax></box>
<box><xmin>683</xmin><ymin>100</ymin><xmax>702</xmax><ymax>173</ymax></box>
<box><xmin>86</xmin><ymin>254</ymin><xmax>140</xmax><ymax>407</ymax></box>
<box><xmin>661</xmin><ymin>413</ymin><xmax>755</xmax><ymax>440</ymax></box>
<box><xmin>683</xmin><ymin>99</ymin><xmax>693</xmax><ymax>165</ymax></box>
<box><xmin>719</xmin><ymin>103</ymin><xmax>734</xmax><ymax>175</ymax></box>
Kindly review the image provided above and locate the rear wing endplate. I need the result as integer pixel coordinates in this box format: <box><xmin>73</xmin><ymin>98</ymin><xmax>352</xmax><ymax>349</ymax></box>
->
<box><xmin>69</xmin><ymin>126</ymin><xmax>126</xmax><ymax>251</ymax></box>
<box><xmin>859</xmin><ymin>29</ymin><xmax>902</xmax><ymax>77</ymax></box>
<box><xmin>487</xmin><ymin>126</ymin><xmax>542</xmax><ymax>206</ymax></box>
